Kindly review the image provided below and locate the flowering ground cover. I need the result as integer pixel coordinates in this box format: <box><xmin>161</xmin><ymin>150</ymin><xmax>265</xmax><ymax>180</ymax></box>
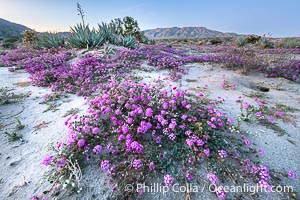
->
<box><xmin>0</xmin><ymin>44</ymin><xmax>299</xmax><ymax>200</ymax></box>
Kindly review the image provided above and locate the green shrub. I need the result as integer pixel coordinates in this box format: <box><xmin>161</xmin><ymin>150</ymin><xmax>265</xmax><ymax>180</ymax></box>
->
<box><xmin>246</xmin><ymin>35</ymin><xmax>261</xmax><ymax>44</ymax></box>
<box><xmin>22</xmin><ymin>30</ymin><xmax>36</xmax><ymax>44</ymax></box>
<box><xmin>149</xmin><ymin>39</ymin><xmax>156</xmax><ymax>45</ymax></box>
<box><xmin>257</xmin><ymin>37</ymin><xmax>274</xmax><ymax>48</ymax></box>
<box><xmin>2</xmin><ymin>42</ymin><xmax>16</xmax><ymax>49</ymax></box>
<box><xmin>3</xmin><ymin>37</ymin><xmax>20</xmax><ymax>43</ymax></box>
<box><xmin>236</xmin><ymin>37</ymin><xmax>247</xmax><ymax>47</ymax></box>
<box><xmin>279</xmin><ymin>38</ymin><xmax>300</xmax><ymax>48</ymax></box>
<box><xmin>209</xmin><ymin>38</ymin><xmax>223</xmax><ymax>45</ymax></box>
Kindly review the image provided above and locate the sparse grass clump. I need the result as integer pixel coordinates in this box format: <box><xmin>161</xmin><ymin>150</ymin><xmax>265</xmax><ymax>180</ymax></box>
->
<box><xmin>0</xmin><ymin>87</ymin><xmax>30</xmax><ymax>105</ymax></box>
<box><xmin>2</xmin><ymin>119</ymin><xmax>25</xmax><ymax>142</ymax></box>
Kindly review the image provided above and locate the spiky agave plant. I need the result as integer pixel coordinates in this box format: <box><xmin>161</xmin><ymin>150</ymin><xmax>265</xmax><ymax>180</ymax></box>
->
<box><xmin>68</xmin><ymin>23</ymin><xmax>90</xmax><ymax>48</ymax></box>
<box><xmin>88</xmin><ymin>28</ymin><xmax>105</xmax><ymax>48</ymax></box>
<box><xmin>35</xmin><ymin>33</ymin><xmax>64</xmax><ymax>49</ymax></box>
<box><xmin>98</xmin><ymin>22</ymin><xmax>121</xmax><ymax>45</ymax></box>
<box><xmin>68</xmin><ymin>23</ymin><xmax>104</xmax><ymax>49</ymax></box>
<box><xmin>122</xmin><ymin>35</ymin><xmax>136</xmax><ymax>48</ymax></box>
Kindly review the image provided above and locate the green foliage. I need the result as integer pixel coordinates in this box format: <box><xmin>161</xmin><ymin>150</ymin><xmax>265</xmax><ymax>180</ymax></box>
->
<box><xmin>34</xmin><ymin>33</ymin><xmax>65</xmax><ymax>49</ymax></box>
<box><xmin>98</xmin><ymin>22</ymin><xmax>121</xmax><ymax>45</ymax></box>
<box><xmin>122</xmin><ymin>35</ymin><xmax>136</xmax><ymax>48</ymax></box>
<box><xmin>0</xmin><ymin>87</ymin><xmax>30</xmax><ymax>105</ymax></box>
<box><xmin>279</xmin><ymin>37</ymin><xmax>300</xmax><ymax>48</ymax></box>
<box><xmin>149</xmin><ymin>39</ymin><xmax>156</xmax><ymax>45</ymax></box>
<box><xmin>236</xmin><ymin>37</ymin><xmax>247</xmax><ymax>47</ymax></box>
<box><xmin>245</xmin><ymin>35</ymin><xmax>261</xmax><ymax>44</ymax></box>
<box><xmin>3</xmin><ymin>36</ymin><xmax>19</xmax><ymax>43</ymax></box>
<box><xmin>257</xmin><ymin>37</ymin><xmax>274</xmax><ymax>49</ymax></box>
<box><xmin>1</xmin><ymin>37</ymin><xmax>19</xmax><ymax>49</ymax></box>
<box><xmin>109</xmin><ymin>16</ymin><xmax>148</xmax><ymax>43</ymax></box>
<box><xmin>209</xmin><ymin>38</ymin><xmax>223</xmax><ymax>45</ymax></box>
<box><xmin>3</xmin><ymin>130</ymin><xmax>23</xmax><ymax>142</ymax></box>
<box><xmin>22</xmin><ymin>30</ymin><xmax>36</xmax><ymax>44</ymax></box>
<box><xmin>68</xmin><ymin>23</ymin><xmax>105</xmax><ymax>48</ymax></box>
<box><xmin>2</xmin><ymin>42</ymin><xmax>16</xmax><ymax>49</ymax></box>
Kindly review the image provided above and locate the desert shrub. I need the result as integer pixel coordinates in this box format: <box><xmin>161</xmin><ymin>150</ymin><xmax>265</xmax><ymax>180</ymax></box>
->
<box><xmin>236</xmin><ymin>37</ymin><xmax>247</xmax><ymax>47</ymax></box>
<box><xmin>34</xmin><ymin>33</ymin><xmax>65</xmax><ymax>49</ymax></box>
<box><xmin>245</xmin><ymin>35</ymin><xmax>261</xmax><ymax>44</ymax></box>
<box><xmin>109</xmin><ymin>16</ymin><xmax>147</xmax><ymax>43</ymax></box>
<box><xmin>209</xmin><ymin>38</ymin><xmax>223</xmax><ymax>45</ymax></box>
<box><xmin>3</xmin><ymin>36</ymin><xmax>20</xmax><ymax>43</ymax></box>
<box><xmin>279</xmin><ymin>38</ymin><xmax>300</xmax><ymax>48</ymax></box>
<box><xmin>22</xmin><ymin>30</ymin><xmax>36</xmax><ymax>44</ymax></box>
<box><xmin>257</xmin><ymin>37</ymin><xmax>274</xmax><ymax>49</ymax></box>
<box><xmin>149</xmin><ymin>39</ymin><xmax>155</xmax><ymax>45</ymax></box>
<box><xmin>2</xmin><ymin>42</ymin><xmax>16</xmax><ymax>49</ymax></box>
<box><xmin>1</xmin><ymin>37</ymin><xmax>20</xmax><ymax>49</ymax></box>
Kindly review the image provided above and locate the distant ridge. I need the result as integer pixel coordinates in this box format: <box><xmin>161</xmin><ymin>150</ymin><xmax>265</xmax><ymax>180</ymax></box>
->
<box><xmin>143</xmin><ymin>26</ymin><xmax>240</xmax><ymax>39</ymax></box>
<box><xmin>0</xmin><ymin>18</ymin><xmax>31</xmax><ymax>37</ymax></box>
<box><xmin>0</xmin><ymin>18</ymin><xmax>240</xmax><ymax>39</ymax></box>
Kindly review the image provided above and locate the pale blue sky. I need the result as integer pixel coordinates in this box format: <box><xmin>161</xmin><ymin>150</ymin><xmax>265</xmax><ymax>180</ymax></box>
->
<box><xmin>0</xmin><ymin>0</ymin><xmax>299</xmax><ymax>37</ymax></box>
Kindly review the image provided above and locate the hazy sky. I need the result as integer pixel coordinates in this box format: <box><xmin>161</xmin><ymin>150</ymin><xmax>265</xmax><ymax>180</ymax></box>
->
<box><xmin>0</xmin><ymin>0</ymin><xmax>299</xmax><ymax>37</ymax></box>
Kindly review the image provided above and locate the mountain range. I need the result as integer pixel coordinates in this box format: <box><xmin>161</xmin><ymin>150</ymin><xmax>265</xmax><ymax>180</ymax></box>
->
<box><xmin>0</xmin><ymin>18</ymin><xmax>31</xmax><ymax>37</ymax></box>
<box><xmin>0</xmin><ymin>18</ymin><xmax>240</xmax><ymax>39</ymax></box>
<box><xmin>143</xmin><ymin>27</ymin><xmax>239</xmax><ymax>39</ymax></box>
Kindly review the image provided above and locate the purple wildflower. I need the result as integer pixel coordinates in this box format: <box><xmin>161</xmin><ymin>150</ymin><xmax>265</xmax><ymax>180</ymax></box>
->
<box><xmin>42</xmin><ymin>156</ymin><xmax>52</xmax><ymax>166</ymax></box>
<box><xmin>288</xmin><ymin>169</ymin><xmax>297</xmax><ymax>179</ymax></box>
<box><xmin>100</xmin><ymin>160</ymin><xmax>110</xmax><ymax>171</ymax></box>
<box><xmin>77</xmin><ymin>139</ymin><xmax>85</xmax><ymax>148</ymax></box>
<box><xmin>121</xmin><ymin>124</ymin><xmax>129</xmax><ymax>134</ymax></box>
<box><xmin>92</xmin><ymin>127</ymin><xmax>99</xmax><ymax>134</ymax></box>
<box><xmin>149</xmin><ymin>162</ymin><xmax>155</xmax><ymax>171</ymax></box>
<box><xmin>218</xmin><ymin>150</ymin><xmax>228</xmax><ymax>158</ymax></box>
<box><xmin>55</xmin><ymin>159</ymin><xmax>66</xmax><ymax>167</ymax></box>
<box><xmin>93</xmin><ymin>145</ymin><xmax>102</xmax><ymax>154</ymax></box>
<box><xmin>145</xmin><ymin>108</ymin><xmax>153</xmax><ymax>117</ymax></box>
<box><xmin>164</xmin><ymin>174</ymin><xmax>174</xmax><ymax>186</ymax></box>
<box><xmin>207</xmin><ymin>172</ymin><xmax>219</xmax><ymax>184</ymax></box>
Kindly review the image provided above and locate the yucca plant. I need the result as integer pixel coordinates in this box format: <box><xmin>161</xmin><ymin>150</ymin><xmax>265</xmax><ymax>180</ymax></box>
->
<box><xmin>34</xmin><ymin>33</ymin><xmax>64</xmax><ymax>49</ymax></box>
<box><xmin>122</xmin><ymin>35</ymin><xmax>136</xmax><ymax>48</ymax></box>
